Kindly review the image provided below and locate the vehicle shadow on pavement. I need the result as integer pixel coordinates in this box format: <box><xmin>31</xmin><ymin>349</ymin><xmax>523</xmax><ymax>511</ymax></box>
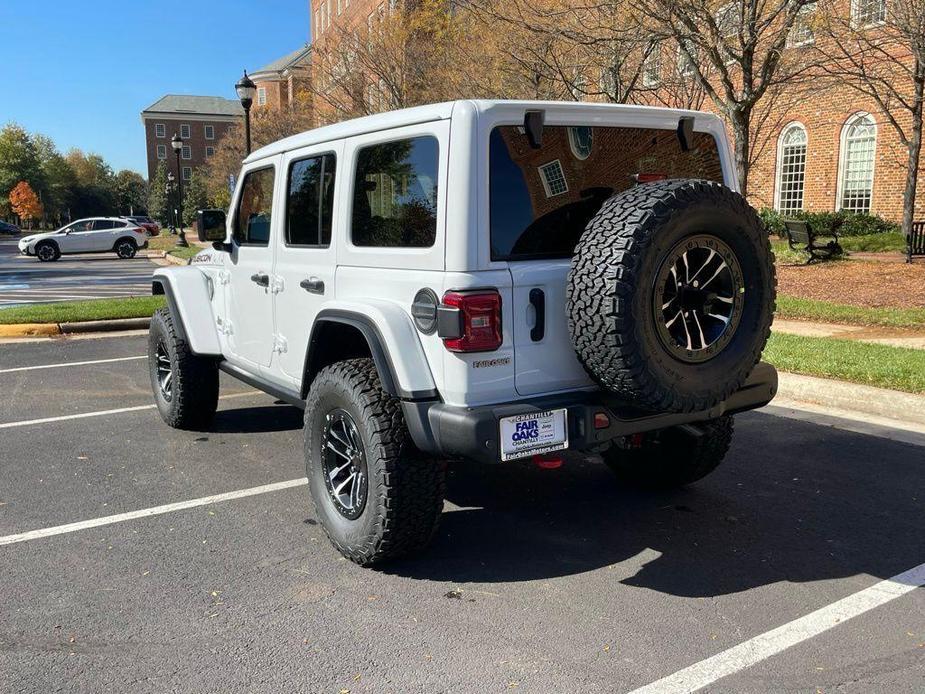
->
<box><xmin>210</xmin><ymin>404</ymin><xmax>304</xmax><ymax>434</ymax></box>
<box><xmin>388</xmin><ymin>411</ymin><xmax>925</xmax><ymax>595</ymax></box>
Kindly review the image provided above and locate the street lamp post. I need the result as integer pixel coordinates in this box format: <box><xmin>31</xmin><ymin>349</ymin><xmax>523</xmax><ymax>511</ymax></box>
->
<box><xmin>165</xmin><ymin>172</ymin><xmax>176</xmax><ymax>233</ymax></box>
<box><xmin>235</xmin><ymin>70</ymin><xmax>256</xmax><ymax>155</ymax></box>
<box><xmin>171</xmin><ymin>133</ymin><xmax>188</xmax><ymax>247</ymax></box>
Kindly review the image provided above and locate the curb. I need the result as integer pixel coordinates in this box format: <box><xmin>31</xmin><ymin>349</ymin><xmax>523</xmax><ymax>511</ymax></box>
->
<box><xmin>776</xmin><ymin>372</ymin><xmax>925</xmax><ymax>427</ymax></box>
<box><xmin>60</xmin><ymin>317</ymin><xmax>151</xmax><ymax>334</ymax></box>
<box><xmin>0</xmin><ymin>317</ymin><xmax>151</xmax><ymax>338</ymax></box>
<box><xmin>0</xmin><ymin>323</ymin><xmax>61</xmax><ymax>338</ymax></box>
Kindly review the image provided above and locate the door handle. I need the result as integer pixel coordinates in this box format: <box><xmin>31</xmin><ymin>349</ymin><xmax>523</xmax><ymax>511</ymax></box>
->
<box><xmin>250</xmin><ymin>272</ymin><xmax>269</xmax><ymax>287</ymax></box>
<box><xmin>529</xmin><ymin>288</ymin><xmax>545</xmax><ymax>342</ymax></box>
<box><xmin>300</xmin><ymin>278</ymin><xmax>325</xmax><ymax>294</ymax></box>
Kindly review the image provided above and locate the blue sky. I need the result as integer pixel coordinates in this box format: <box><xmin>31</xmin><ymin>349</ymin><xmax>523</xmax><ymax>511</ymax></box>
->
<box><xmin>0</xmin><ymin>0</ymin><xmax>311</xmax><ymax>177</ymax></box>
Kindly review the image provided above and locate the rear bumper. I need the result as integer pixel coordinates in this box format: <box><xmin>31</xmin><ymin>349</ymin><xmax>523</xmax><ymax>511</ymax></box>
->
<box><xmin>403</xmin><ymin>362</ymin><xmax>778</xmax><ymax>464</ymax></box>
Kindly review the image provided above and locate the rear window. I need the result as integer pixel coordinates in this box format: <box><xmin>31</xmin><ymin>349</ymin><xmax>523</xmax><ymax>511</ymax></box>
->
<box><xmin>489</xmin><ymin>125</ymin><xmax>724</xmax><ymax>261</ymax></box>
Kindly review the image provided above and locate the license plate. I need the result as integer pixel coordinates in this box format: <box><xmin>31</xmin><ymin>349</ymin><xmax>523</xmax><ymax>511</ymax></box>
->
<box><xmin>499</xmin><ymin>408</ymin><xmax>568</xmax><ymax>462</ymax></box>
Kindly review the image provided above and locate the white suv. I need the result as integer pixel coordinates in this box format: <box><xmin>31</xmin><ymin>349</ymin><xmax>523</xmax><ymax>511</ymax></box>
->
<box><xmin>18</xmin><ymin>217</ymin><xmax>148</xmax><ymax>261</ymax></box>
<box><xmin>147</xmin><ymin>100</ymin><xmax>777</xmax><ymax>565</ymax></box>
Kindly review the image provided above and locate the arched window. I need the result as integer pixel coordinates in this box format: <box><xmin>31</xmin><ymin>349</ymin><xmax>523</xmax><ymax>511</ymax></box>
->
<box><xmin>775</xmin><ymin>123</ymin><xmax>807</xmax><ymax>214</ymax></box>
<box><xmin>568</xmin><ymin>126</ymin><xmax>594</xmax><ymax>160</ymax></box>
<box><xmin>838</xmin><ymin>113</ymin><xmax>876</xmax><ymax>214</ymax></box>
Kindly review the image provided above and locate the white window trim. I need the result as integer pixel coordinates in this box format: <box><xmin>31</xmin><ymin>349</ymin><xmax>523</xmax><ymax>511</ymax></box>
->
<box><xmin>642</xmin><ymin>40</ymin><xmax>661</xmax><ymax>87</ymax></box>
<box><xmin>567</xmin><ymin>127</ymin><xmax>593</xmax><ymax>161</ymax></box>
<box><xmin>677</xmin><ymin>43</ymin><xmax>697</xmax><ymax>77</ymax></box>
<box><xmin>206</xmin><ymin>146</ymin><xmax>215</xmax><ymax>157</ymax></box>
<box><xmin>716</xmin><ymin>2</ymin><xmax>739</xmax><ymax>38</ymax></box>
<box><xmin>257</xmin><ymin>87</ymin><xmax>267</xmax><ymax>106</ymax></box>
<box><xmin>182</xmin><ymin>167</ymin><xmax>192</xmax><ymax>181</ymax></box>
<box><xmin>155</xmin><ymin>123</ymin><xmax>166</xmax><ymax>138</ymax></box>
<box><xmin>180</xmin><ymin>124</ymin><xmax>191</xmax><ymax>139</ymax></box>
<box><xmin>204</xmin><ymin>125</ymin><xmax>214</xmax><ymax>140</ymax></box>
<box><xmin>538</xmin><ymin>160</ymin><xmax>568</xmax><ymax>198</ymax></box>
<box><xmin>156</xmin><ymin>144</ymin><xmax>167</xmax><ymax>159</ymax></box>
<box><xmin>850</xmin><ymin>0</ymin><xmax>886</xmax><ymax>28</ymax></box>
<box><xmin>836</xmin><ymin>112</ymin><xmax>877</xmax><ymax>213</ymax></box>
<box><xmin>181</xmin><ymin>145</ymin><xmax>192</xmax><ymax>160</ymax></box>
<box><xmin>786</xmin><ymin>2</ymin><xmax>817</xmax><ymax>48</ymax></box>
<box><xmin>774</xmin><ymin>121</ymin><xmax>808</xmax><ymax>212</ymax></box>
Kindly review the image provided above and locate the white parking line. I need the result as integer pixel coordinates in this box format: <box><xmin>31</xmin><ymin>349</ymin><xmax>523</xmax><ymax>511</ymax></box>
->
<box><xmin>0</xmin><ymin>391</ymin><xmax>255</xmax><ymax>429</ymax></box>
<box><xmin>0</xmin><ymin>355</ymin><xmax>146</xmax><ymax>374</ymax></box>
<box><xmin>0</xmin><ymin>478</ymin><xmax>308</xmax><ymax>546</ymax></box>
<box><xmin>628</xmin><ymin>562</ymin><xmax>925</xmax><ymax>694</ymax></box>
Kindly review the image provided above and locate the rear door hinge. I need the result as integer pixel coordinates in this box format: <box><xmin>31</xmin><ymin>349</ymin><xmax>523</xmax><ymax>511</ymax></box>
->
<box><xmin>270</xmin><ymin>275</ymin><xmax>285</xmax><ymax>294</ymax></box>
<box><xmin>272</xmin><ymin>334</ymin><xmax>288</xmax><ymax>354</ymax></box>
<box><xmin>218</xmin><ymin>270</ymin><xmax>231</xmax><ymax>285</ymax></box>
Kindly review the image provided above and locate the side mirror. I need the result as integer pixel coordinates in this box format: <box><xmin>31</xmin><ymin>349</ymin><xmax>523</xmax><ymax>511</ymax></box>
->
<box><xmin>197</xmin><ymin>208</ymin><xmax>227</xmax><ymax>243</ymax></box>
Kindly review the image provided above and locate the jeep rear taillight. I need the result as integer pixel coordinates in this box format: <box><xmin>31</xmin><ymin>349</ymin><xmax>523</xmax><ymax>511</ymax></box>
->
<box><xmin>441</xmin><ymin>291</ymin><xmax>502</xmax><ymax>353</ymax></box>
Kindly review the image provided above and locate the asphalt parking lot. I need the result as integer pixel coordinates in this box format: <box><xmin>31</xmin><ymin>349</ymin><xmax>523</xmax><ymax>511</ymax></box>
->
<box><xmin>0</xmin><ymin>236</ymin><xmax>154</xmax><ymax>307</ymax></box>
<box><xmin>1</xmin><ymin>333</ymin><xmax>923</xmax><ymax>693</ymax></box>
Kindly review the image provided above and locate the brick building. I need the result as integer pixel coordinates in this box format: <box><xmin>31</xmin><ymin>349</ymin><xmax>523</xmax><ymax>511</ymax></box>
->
<box><xmin>140</xmin><ymin>95</ymin><xmax>243</xmax><ymax>182</ymax></box>
<box><xmin>634</xmin><ymin>1</ymin><xmax>923</xmax><ymax>223</ymax></box>
<box><xmin>249</xmin><ymin>44</ymin><xmax>313</xmax><ymax>111</ymax></box>
<box><xmin>311</xmin><ymin>0</ymin><xmax>391</xmax><ymax>43</ymax></box>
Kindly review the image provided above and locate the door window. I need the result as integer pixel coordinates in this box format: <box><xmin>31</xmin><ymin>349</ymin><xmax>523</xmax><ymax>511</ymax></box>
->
<box><xmin>234</xmin><ymin>167</ymin><xmax>275</xmax><ymax>246</ymax></box>
<box><xmin>286</xmin><ymin>153</ymin><xmax>336</xmax><ymax>247</ymax></box>
<box><xmin>64</xmin><ymin>221</ymin><xmax>92</xmax><ymax>233</ymax></box>
<box><xmin>351</xmin><ymin>136</ymin><xmax>438</xmax><ymax>248</ymax></box>
<box><xmin>91</xmin><ymin>220</ymin><xmax>117</xmax><ymax>230</ymax></box>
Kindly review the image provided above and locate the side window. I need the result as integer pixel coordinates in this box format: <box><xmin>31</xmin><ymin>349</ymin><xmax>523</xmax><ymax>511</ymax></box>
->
<box><xmin>351</xmin><ymin>136</ymin><xmax>438</xmax><ymax>248</ymax></box>
<box><xmin>234</xmin><ymin>167</ymin><xmax>275</xmax><ymax>246</ymax></box>
<box><xmin>286</xmin><ymin>153</ymin><xmax>336</xmax><ymax>247</ymax></box>
<box><xmin>92</xmin><ymin>220</ymin><xmax>115</xmax><ymax>230</ymax></box>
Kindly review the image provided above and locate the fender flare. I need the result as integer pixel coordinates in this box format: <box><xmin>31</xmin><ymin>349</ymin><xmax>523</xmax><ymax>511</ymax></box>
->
<box><xmin>151</xmin><ymin>267</ymin><xmax>221</xmax><ymax>355</ymax></box>
<box><xmin>303</xmin><ymin>308</ymin><xmax>438</xmax><ymax>401</ymax></box>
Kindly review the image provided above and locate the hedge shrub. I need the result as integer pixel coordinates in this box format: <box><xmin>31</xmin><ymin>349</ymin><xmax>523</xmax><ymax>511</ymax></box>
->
<box><xmin>758</xmin><ymin>208</ymin><xmax>900</xmax><ymax>237</ymax></box>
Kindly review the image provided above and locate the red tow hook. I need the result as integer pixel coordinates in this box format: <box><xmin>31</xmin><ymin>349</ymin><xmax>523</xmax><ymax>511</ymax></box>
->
<box><xmin>532</xmin><ymin>454</ymin><xmax>563</xmax><ymax>469</ymax></box>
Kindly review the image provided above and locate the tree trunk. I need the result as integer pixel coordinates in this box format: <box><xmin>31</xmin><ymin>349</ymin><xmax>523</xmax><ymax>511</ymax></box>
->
<box><xmin>901</xmin><ymin>64</ymin><xmax>924</xmax><ymax>238</ymax></box>
<box><xmin>729</xmin><ymin>110</ymin><xmax>751</xmax><ymax>196</ymax></box>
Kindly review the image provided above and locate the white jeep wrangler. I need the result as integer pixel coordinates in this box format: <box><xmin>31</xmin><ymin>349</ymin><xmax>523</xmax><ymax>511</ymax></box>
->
<box><xmin>147</xmin><ymin>100</ymin><xmax>777</xmax><ymax>565</ymax></box>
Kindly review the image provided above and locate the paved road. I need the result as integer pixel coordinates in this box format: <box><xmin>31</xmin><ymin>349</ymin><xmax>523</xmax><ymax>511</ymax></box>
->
<box><xmin>0</xmin><ymin>236</ymin><xmax>155</xmax><ymax>308</ymax></box>
<box><xmin>0</xmin><ymin>334</ymin><xmax>923</xmax><ymax>693</ymax></box>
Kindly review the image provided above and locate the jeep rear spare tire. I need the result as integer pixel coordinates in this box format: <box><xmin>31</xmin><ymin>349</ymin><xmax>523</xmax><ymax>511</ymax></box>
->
<box><xmin>567</xmin><ymin>179</ymin><xmax>775</xmax><ymax>413</ymax></box>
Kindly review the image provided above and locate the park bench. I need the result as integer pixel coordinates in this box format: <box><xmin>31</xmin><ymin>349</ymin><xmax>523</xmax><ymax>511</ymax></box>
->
<box><xmin>908</xmin><ymin>221</ymin><xmax>925</xmax><ymax>263</ymax></box>
<box><xmin>783</xmin><ymin>219</ymin><xmax>843</xmax><ymax>264</ymax></box>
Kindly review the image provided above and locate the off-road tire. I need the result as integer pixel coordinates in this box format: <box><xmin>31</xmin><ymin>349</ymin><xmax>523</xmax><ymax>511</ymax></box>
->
<box><xmin>114</xmin><ymin>238</ymin><xmax>137</xmax><ymax>259</ymax></box>
<box><xmin>603</xmin><ymin>415</ymin><xmax>734</xmax><ymax>488</ymax></box>
<box><xmin>147</xmin><ymin>307</ymin><xmax>219</xmax><ymax>430</ymax></box>
<box><xmin>568</xmin><ymin>179</ymin><xmax>775</xmax><ymax>413</ymax></box>
<box><xmin>304</xmin><ymin>358</ymin><xmax>445</xmax><ymax>566</ymax></box>
<box><xmin>35</xmin><ymin>241</ymin><xmax>60</xmax><ymax>262</ymax></box>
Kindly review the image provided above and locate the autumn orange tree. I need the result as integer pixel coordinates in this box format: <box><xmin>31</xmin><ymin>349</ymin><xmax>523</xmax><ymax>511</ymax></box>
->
<box><xmin>9</xmin><ymin>180</ymin><xmax>42</xmax><ymax>228</ymax></box>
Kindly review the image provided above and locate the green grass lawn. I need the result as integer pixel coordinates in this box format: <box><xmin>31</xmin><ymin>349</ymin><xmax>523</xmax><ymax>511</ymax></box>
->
<box><xmin>764</xmin><ymin>332</ymin><xmax>925</xmax><ymax>394</ymax></box>
<box><xmin>0</xmin><ymin>296</ymin><xmax>166</xmax><ymax>325</ymax></box>
<box><xmin>776</xmin><ymin>295</ymin><xmax>925</xmax><ymax>329</ymax></box>
<box><xmin>770</xmin><ymin>232</ymin><xmax>907</xmax><ymax>263</ymax></box>
<box><xmin>168</xmin><ymin>245</ymin><xmax>201</xmax><ymax>260</ymax></box>
<box><xmin>839</xmin><ymin>232</ymin><xmax>908</xmax><ymax>253</ymax></box>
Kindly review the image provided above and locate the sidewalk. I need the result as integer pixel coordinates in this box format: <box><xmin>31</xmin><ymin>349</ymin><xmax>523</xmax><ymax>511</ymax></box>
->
<box><xmin>773</xmin><ymin>318</ymin><xmax>925</xmax><ymax>350</ymax></box>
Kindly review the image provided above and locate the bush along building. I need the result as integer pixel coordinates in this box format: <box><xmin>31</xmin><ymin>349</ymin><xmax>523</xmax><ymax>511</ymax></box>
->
<box><xmin>140</xmin><ymin>95</ymin><xmax>243</xmax><ymax>183</ymax></box>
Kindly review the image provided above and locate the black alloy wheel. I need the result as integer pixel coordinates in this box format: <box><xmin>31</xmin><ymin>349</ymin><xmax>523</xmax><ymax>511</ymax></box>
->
<box><xmin>320</xmin><ymin>408</ymin><xmax>369</xmax><ymax>520</ymax></box>
<box><xmin>653</xmin><ymin>234</ymin><xmax>744</xmax><ymax>363</ymax></box>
